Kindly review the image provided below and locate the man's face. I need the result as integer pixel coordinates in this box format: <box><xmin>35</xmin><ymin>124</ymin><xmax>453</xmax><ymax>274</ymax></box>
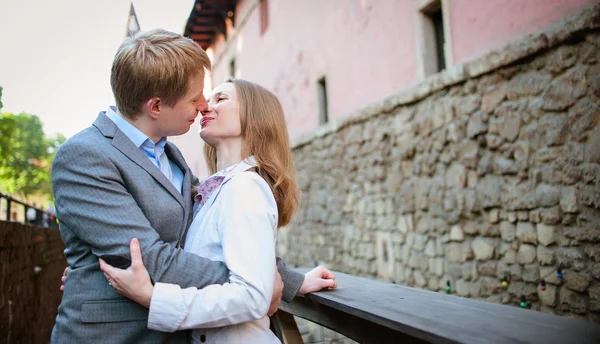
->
<box><xmin>157</xmin><ymin>73</ymin><xmax>207</xmax><ymax>137</ymax></box>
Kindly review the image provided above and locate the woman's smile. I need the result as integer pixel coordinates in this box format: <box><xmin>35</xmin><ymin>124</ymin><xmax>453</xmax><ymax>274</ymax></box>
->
<box><xmin>201</xmin><ymin>117</ymin><xmax>215</xmax><ymax>127</ymax></box>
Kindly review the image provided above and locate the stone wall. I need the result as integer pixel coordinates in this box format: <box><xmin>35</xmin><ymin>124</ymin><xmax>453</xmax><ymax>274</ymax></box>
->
<box><xmin>278</xmin><ymin>4</ymin><xmax>600</xmax><ymax>323</ymax></box>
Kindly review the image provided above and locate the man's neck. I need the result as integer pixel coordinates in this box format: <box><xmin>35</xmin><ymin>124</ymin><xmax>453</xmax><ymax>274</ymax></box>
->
<box><xmin>117</xmin><ymin>110</ymin><xmax>161</xmax><ymax>142</ymax></box>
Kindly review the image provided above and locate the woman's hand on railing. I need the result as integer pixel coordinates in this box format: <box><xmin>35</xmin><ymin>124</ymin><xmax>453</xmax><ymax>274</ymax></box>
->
<box><xmin>298</xmin><ymin>266</ymin><xmax>337</xmax><ymax>295</ymax></box>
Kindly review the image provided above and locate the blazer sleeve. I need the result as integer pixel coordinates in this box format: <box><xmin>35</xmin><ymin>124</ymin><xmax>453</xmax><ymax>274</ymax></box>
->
<box><xmin>277</xmin><ymin>258</ymin><xmax>305</xmax><ymax>302</ymax></box>
<box><xmin>147</xmin><ymin>172</ymin><xmax>277</xmax><ymax>332</ymax></box>
<box><xmin>52</xmin><ymin>139</ymin><xmax>229</xmax><ymax>288</ymax></box>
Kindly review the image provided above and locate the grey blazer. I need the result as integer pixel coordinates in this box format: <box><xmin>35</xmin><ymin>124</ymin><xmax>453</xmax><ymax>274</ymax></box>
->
<box><xmin>51</xmin><ymin>113</ymin><xmax>304</xmax><ymax>343</ymax></box>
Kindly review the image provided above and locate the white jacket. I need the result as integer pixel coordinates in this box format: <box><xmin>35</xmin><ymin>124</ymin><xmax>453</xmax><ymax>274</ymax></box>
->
<box><xmin>148</xmin><ymin>157</ymin><xmax>280</xmax><ymax>343</ymax></box>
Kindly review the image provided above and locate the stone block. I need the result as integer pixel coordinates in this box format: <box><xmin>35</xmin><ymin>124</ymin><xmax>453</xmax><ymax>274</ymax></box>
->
<box><xmin>537</xmin><ymin>223</ymin><xmax>559</xmax><ymax>247</ymax></box>
<box><xmin>539</xmin><ymin>207</ymin><xmax>561</xmax><ymax>225</ymax></box>
<box><xmin>565</xmin><ymin>271</ymin><xmax>590</xmax><ymax>293</ymax></box>
<box><xmin>499</xmin><ymin>111</ymin><xmax>522</xmax><ymax>142</ymax></box>
<box><xmin>449</xmin><ymin>225</ymin><xmax>465</xmax><ymax>242</ymax></box>
<box><xmin>489</xmin><ymin>209</ymin><xmax>500</xmax><ymax>223</ymax></box>
<box><xmin>539</xmin><ymin>266</ymin><xmax>562</xmax><ymax>285</ymax></box>
<box><xmin>556</xmin><ymin>247</ymin><xmax>586</xmax><ymax>268</ymax></box>
<box><xmin>535</xmin><ymin>184</ymin><xmax>561</xmax><ymax>208</ymax></box>
<box><xmin>539</xmin><ymin>112</ymin><xmax>569</xmax><ymax>147</ymax></box>
<box><xmin>507</xmin><ymin>70</ymin><xmax>552</xmax><ymax>99</ymax></box>
<box><xmin>504</xmin><ymin>249</ymin><xmax>517</xmax><ymax>264</ymax></box>
<box><xmin>446</xmin><ymin>163</ymin><xmax>467</xmax><ymax>188</ymax></box>
<box><xmin>445</xmin><ymin>242</ymin><xmax>473</xmax><ymax>263</ymax></box>
<box><xmin>558</xmin><ymin>286</ymin><xmax>588</xmax><ymax>314</ymax></box>
<box><xmin>476</xmin><ymin>175</ymin><xmax>502</xmax><ymax>209</ymax></box>
<box><xmin>397</xmin><ymin>214</ymin><xmax>413</xmax><ymax>234</ymax></box>
<box><xmin>461</xmin><ymin>262</ymin><xmax>478</xmax><ymax>281</ymax></box>
<box><xmin>516</xmin><ymin>222</ymin><xmax>537</xmax><ymax>244</ymax></box>
<box><xmin>472</xmin><ymin>237</ymin><xmax>496</xmax><ymax>261</ymax></box>
<box><xmin>482</xmin><ymin>82</ymin><xmax>507</xmax><ymax>114</ymax></box>
<box><xmin>495</xmin><ymin>155</ymin><xmax>518</xmax><ymax>175</ymax></box>
<box><xmin>424</xmin><ymin>239</ymin><xmax>436</xmax><ymax>257</ymax></box>
<box><xmin>414</xmin><ymin>270</ymin><xmax>427</xmax><ymax>287</ymax></box>
<box><xmin>538</xmin><ymin>284</ymin><xmax>558</xmax><ymax>307</ymax></box>
<box><xmin>501</xmin><ymin>181</ymin><xmax>535</xmax><ymax>211</ymax></box>
<box><xmin>454</xmin><ymin>279</ymin><xmax>470</xmax><ymax>297</ymax></box>
<box><xmin>455</xmin><ymin>95</ymin><xmax>481</xmax><ymax>116</ymax></box>
<box><xmin>560</xmin><ymin>187</ymin><xmax>579</xmax><ymax>214</ymax></box>
<box><xmin>542</xmin><ymin>65</ymin><xmax>588</xmax><ymax>111</ymax></box>
<box><xmin>585</xmin><ymin>245</ymin><xmax>600</xmax><ymax>263</ymax></box>
<box><xmin>546</xmin><ymin>45</ymin><xmax>577</xmax><ymax>74</ymax></box>
<box><xmin>507</xmin><ymin>281</ymin><xmax>537</xmax><ymax>299</ymax></box>
<box><xmin>568</xmin><ymin>97</ymin><xmax>599</xmax><ymax>142</ymax></box>
<box><xmin>517</xmin><ymin>244</ymin><xmax>537</xmax><ymax>264</ymax></box>
<box><xmin>478</xmin><ymin>261</ymin><xmax>497</xmax><ymax>277</ymax></box>
<box><xmin>590</xmin><ymin>283</ymin><xmax>600</xmax><ymax>312</ymax></box>
<box><xmin>467</xmin><ymin>111</ymin><xmax>488</xmax><ymax>139</ymax></box>
<box><xmin>522</xmin><ymin>264</ymin><xmax>540</xmax><ymax>283</ymax></box>
<box><xmin>458</xmin><ymin>140</ymin><xmax>480</xmax><ymax>169</ymax></box>
<box><xmin>413</xmin><ymin>234</ymin><xmax>428</xmax><ymax>252</ymax></box>
<box><xmin>537</xmin><ymin>245</ymin><xmax>555</xmax><ymax>266</ymax></box>
<box><xmin>500</xmin><ymin>221</ymin><xmax>516</xmax><ymax>242</ymax></box>
<box><xmin>481</xmin><ymin>277</ymin><xmax>504</xmax><ymax>296</ymax></box>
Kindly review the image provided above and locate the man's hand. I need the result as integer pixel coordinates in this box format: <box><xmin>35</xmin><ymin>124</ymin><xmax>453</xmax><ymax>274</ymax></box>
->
<box><xmin>298</xmin><ymin>266</ymin><xmax>337</xmax><ymax>295</ymax></box>
<box><xmin>60</xmin><ymin>266</ymin><xmax>68</xmax><ymax>292</ymax></box>
<box><xmin>268</xmin><ymin>269</ymin><xmax>283</xmax><ymax>316</ymax></box>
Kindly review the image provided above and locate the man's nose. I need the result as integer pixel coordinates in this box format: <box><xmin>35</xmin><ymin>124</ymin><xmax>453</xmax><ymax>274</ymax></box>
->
<box><xmin>197</xmin><ymin>98</ymin><xmax>209</xmax><ymax>113</ymax></box>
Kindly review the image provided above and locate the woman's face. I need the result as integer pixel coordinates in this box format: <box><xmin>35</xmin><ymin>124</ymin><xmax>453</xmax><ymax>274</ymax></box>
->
<box><xmin>200</xmin><ymin>82</ymin><xmax>241</xmax><ymax>146</ymax></box>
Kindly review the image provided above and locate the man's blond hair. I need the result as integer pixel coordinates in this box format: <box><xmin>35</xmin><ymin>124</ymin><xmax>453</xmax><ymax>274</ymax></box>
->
<box><xmin>111</xmin><ymin>29</ymin><xmax>211</xmax><ymax>118</ymax></box>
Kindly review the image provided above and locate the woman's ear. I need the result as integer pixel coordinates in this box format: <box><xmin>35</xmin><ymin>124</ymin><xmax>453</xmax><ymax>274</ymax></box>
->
<box><xmin>145</xmin><ymin>98</ymin><xmax>161</xmax><ymax>119</ymax></box>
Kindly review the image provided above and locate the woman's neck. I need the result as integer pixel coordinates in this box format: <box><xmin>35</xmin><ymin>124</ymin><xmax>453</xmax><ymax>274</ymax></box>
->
<box><xmin>215</xmin><ymin>139</ymin><xmax>243</xmax><ymax>171</ymax></box>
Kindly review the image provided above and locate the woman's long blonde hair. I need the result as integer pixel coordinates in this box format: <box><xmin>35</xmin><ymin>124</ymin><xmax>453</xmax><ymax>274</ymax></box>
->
<box><xmin>203</xmin><ymin>77</ymin><xmax>299</xmax><ymax>227</ymax></box>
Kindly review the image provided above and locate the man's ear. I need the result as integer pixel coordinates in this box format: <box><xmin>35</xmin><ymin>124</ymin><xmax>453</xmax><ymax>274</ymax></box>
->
<box><xmin>145</xmin><ymin>98</ymin><xmax>161</xmax><ymax>119</ymax></box>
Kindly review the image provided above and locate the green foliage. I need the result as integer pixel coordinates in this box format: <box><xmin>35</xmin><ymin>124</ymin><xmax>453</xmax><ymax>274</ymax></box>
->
<box><xmin>0</xmin><ymin>86</ymin><xmax>3</xmax><ymax>111</ymax></box>
<box><xmin>0</xmin><ymin>111</ymin><xmax>65</xmax><ymax>199</ymax></box>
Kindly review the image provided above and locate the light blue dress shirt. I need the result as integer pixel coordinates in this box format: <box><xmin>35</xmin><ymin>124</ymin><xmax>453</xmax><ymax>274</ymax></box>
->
<box><xmin>105</xmin><ymin>106</ymin><xmax>184</xmax><ymax>193</ymax></box>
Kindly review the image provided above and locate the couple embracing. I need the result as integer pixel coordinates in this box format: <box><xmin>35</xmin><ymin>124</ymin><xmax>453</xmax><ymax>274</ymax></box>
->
<box><xmin>52</xmin><ymin>29</ymin><xmax>336</xmax><ymax>344</ymax></box>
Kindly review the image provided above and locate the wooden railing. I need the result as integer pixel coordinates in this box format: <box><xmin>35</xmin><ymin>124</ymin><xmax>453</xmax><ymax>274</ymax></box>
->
<box><xmin>272</xmin><ymin>269</ymin><xmax>600</xmax><ymax>344</ymax></box>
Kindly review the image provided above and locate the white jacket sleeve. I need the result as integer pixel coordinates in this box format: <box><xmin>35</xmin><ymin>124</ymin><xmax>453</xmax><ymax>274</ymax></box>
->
<box><xmin>147</xmin><ymin>172</ymin><xmax>277</xmax><ymax>332</ymax></box>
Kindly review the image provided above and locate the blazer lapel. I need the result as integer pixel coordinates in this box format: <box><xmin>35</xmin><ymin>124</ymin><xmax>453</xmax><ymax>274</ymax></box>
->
<box><xmin>93</xmin><ymin>113</ymin><xmax>185</xmax><ymax>208</ymax></box>
<box><xmin>165</xmin><ymin>142</ymin><xmax>194</xmax><ymax>219</ymax></box>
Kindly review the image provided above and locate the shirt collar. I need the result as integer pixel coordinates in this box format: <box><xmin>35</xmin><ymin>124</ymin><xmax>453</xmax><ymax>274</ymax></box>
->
<box><xmin>105</xmin><ymin>106</ymin><xmax>166</xmax><ymax>149</ymax></box>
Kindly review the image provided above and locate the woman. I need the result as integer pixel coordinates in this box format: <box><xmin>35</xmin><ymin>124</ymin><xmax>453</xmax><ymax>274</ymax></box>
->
<box><xmin>100</xmin><ymin>78</ymin><xmax>337</xmax><ymax>343</ymax></box>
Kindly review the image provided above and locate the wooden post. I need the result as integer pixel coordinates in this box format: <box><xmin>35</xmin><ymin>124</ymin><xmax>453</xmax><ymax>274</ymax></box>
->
<box><xmin>270</xmin><ymin>310</ymin><xmax>304</xmax><ymax>344</ymax></box>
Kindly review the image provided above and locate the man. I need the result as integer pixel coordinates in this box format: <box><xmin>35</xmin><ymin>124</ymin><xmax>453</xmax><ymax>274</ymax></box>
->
<box><xmin>51</xmin><ymin>29</ymin><xmax>335</xmax><ymax>343</ymax></box>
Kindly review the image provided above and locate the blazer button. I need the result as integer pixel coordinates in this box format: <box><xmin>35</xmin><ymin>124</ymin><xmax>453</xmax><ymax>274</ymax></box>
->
<box><xmin>200</xmin><ymin>334</ymin><xmax>206</xmax><ymax>342</ymax></box>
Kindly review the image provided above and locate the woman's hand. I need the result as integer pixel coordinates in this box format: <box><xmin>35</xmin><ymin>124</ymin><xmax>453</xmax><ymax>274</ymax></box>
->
<box><xmin>60</xmin><ymin>267</ymin><xmax>68</xmax><ymax>292</ymax></box>
<box><xmin>99</xmin><ymin>238</ymin><xmax>154</xmax><ymax>308</ymax></box>
<box><xmin>298</xmin><ymin>266</ymin><xmax>337</xmax><ymax>295</ymax></box>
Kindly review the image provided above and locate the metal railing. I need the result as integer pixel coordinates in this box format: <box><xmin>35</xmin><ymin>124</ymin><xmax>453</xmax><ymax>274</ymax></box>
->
<box><xmin>0</xmin><ymin>191</ymin><xmax>58</xmax><ymax>227</ymax></box>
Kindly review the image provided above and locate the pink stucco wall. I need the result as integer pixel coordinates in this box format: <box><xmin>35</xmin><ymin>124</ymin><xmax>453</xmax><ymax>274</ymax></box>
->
<box><xmin>211</xmin><ymin>0</ymin><xmax>418</xmax><ymax>140</ymax></box>
<box><xmin>177</xmin><ymin>0</ymin><xmax>595</xmax><ymax>177</ymax></box>
<box><xmin>449</xmin><ymin>0</ymin><xmax>596</xmax><ymax>64</ymax></box>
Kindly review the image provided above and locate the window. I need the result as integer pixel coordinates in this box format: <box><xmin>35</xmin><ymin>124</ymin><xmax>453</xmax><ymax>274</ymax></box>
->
<box><xmin>317</xmin><ymin>77</ymin><xmax>329</xmax><ymax>125</ymax></box>
<box><xmin>260</xmin><ymin>0</ymin><xmax>269</xmax><ymax>35</ymax></box>
<box><xmin>416</xmin><ymin>0</ymin><xmax>450</xmax><ymax>77</ymax></box>
<box><xmin>229</xmin><ymin>58</ymin><xmax>236</xmax><ymax>78</ymax></box>
<box><xmin>431</xmin><ymin>9</ymin><xmax>446</xmax><ymax>71</ymax></box>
